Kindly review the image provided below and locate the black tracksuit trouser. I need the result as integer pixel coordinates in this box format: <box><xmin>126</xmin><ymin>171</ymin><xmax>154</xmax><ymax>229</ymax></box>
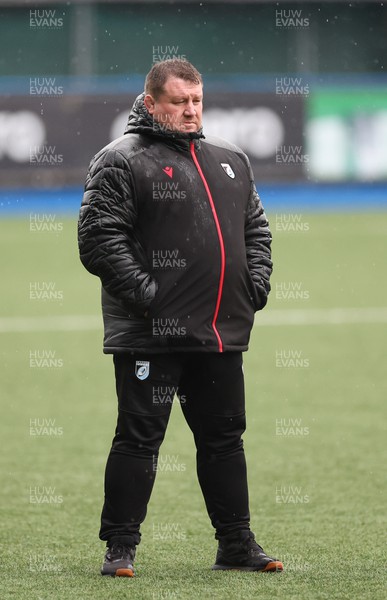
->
<box><xmin>99</xmin><ymin>351</ymin><xmax>251</xmax><ymax>546</ymax></box>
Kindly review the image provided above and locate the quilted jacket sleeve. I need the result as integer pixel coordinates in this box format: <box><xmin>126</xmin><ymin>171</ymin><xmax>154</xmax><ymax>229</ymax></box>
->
<box><xmin>78</xmin><ymin>148</ymin><xmax>157</xmax><ymax>315</ymax></box>
<box><xmin>244</xmin><ymin>160</ymin><xmax>273</xmax><ymax>311</ymax></box>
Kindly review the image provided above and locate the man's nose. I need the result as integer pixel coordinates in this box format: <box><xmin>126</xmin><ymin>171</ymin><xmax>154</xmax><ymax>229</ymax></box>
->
<box><xmin>184</xmin><ymin>101</ymin><xmax>196</xmax><ymax>115</ymax></box>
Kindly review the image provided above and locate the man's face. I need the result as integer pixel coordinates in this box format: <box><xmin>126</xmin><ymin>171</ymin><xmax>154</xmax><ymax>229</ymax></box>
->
<box><xmin>144</xmin><ymin>77</ymin><xmax>203</xmax><ymax>133</ymax></box>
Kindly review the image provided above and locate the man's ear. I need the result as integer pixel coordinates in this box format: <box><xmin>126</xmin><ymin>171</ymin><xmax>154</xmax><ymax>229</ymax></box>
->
<box><xmin>144</xmin><ymin>94</ymin><xmax>155</xmax><ymax>115</ymax></box>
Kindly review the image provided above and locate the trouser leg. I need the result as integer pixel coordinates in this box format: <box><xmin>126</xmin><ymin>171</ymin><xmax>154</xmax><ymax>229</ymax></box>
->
<box><xmin>99</xmin><ymin>353</ymin><xmax>181</xmax><ymax>545</ymax></box>
<box><xmin>178</xmin><ymin>352</ymin><xmax>250</xmax><ymax>539</ymax></box>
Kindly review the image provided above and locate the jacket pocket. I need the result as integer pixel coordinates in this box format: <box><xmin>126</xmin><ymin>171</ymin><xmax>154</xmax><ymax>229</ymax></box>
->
<box><xmin>145</xmin><ymin>291</ymin><xmax>160</xmax><ymax>319</ymax></box>
<box><xmin>246</xmin><ymin>269</ymin><xmax>267</xmax><ymax>312</ymax></box>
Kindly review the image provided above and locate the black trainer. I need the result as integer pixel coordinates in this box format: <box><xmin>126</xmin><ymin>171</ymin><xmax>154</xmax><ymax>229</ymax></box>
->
<box><xmin>212</xmin><ymin>531</ymin><xmax>283</xmax><ymax>572</ymax></box>
<box><xmin>101</xmin><ymin>542</ymin><xmax>136</xmax><ymax>577</ymax></box>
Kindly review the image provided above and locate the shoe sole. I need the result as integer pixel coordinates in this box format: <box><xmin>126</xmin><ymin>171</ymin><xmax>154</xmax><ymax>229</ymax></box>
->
<box><xmin>101</xmin><ymin>568</ymin><xmax>135</xmax><ymax>577</ymax></box>
<box><xmin>116</xmin><ymin>568</ymin><xmax>135</xmax><ymax>577</ymax></box>
<box><xmin>212</xmin><ymin>560</ymin><xmax>283</xmax><ymax>572</ymax></box>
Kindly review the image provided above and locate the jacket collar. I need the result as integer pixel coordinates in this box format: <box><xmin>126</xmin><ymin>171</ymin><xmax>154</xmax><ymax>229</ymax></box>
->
<box><xmin>124</xmin><ymin>93</ymin><xmax>204</xmax><ymax>149</ymax></box>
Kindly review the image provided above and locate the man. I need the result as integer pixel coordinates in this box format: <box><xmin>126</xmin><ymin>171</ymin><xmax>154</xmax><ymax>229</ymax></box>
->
<box><xmin>78</xmin><ymin>59</ymin><xmax>282</xmax><ymax>576</ymax></box>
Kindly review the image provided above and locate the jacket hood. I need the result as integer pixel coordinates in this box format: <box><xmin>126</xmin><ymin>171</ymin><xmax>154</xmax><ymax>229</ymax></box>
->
<box><xmin>124</xmin><ymin>92</ymin><xmax>204</xmax><ymax>142</ymax></box>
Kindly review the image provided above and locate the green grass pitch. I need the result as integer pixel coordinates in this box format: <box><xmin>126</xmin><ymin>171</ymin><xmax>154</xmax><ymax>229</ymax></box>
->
<box><xmin>1</xmin><ymin>211</ymin><xmax>386</xmax><ymax>599</ymax></box>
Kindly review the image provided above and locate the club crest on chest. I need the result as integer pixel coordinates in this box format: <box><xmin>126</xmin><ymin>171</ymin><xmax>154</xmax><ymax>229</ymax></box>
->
<box><xmin>220</xmin><ymin>163</ymin><xmax>235</xmax><ymax>179</ymax></box>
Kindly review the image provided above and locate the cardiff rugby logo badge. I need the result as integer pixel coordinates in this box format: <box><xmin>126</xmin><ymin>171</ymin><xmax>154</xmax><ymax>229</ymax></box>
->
<box><xmin>221</xmin><ymin>163</ymin><xmax>235</xmax><ymax>179</ymax></box>
<box><xmin>135</xmin><ymin>360</ymin><xmax>150</xmax><ymax>380</ymax></box>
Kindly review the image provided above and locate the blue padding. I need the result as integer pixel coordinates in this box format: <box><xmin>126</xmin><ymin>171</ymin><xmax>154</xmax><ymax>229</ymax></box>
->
<box><xmin>0</xmin><ymin>184</ymin><xmax>386</xmax><ymax>217</ymax></box>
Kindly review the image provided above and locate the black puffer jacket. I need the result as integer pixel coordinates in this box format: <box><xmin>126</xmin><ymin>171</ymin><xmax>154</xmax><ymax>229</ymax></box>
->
<box><xmin>78</xmin><ymin>94</ymin><xmax>272</xmax><ymax>353</ymax></box>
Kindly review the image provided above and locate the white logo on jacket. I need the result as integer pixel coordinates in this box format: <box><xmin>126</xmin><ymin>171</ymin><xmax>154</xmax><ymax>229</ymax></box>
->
<box><xmin>135</xmin><ymin>360</ymin><xmax>150</xmax><ymax>380</ymax></box>
<box><xmin>220</xmin><ymin>163</ymin><xmax>235</xmax><ymax>179</ymax></box>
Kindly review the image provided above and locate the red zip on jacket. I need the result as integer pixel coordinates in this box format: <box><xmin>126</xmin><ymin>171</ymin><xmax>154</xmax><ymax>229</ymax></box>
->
<box><xmin>190</xmin><ymin>140</ymin><xmax>225</xmax><ymax>353</ymax></box>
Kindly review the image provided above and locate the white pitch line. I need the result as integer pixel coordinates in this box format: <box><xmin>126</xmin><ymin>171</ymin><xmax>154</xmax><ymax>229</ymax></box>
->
<box><xmin>0</xmin><ymin>308</ymin><xmax>387</xmax><ymax>333</ymax></box>
<box><xmin>255</xmin><ymin>307</ymin><xmax>387</xmax><ymax>326</ymax></box>
<box><xmin>0</xmin><ymin>315</ymin><xmax>102</xmax><ymax>333</ymax></box>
